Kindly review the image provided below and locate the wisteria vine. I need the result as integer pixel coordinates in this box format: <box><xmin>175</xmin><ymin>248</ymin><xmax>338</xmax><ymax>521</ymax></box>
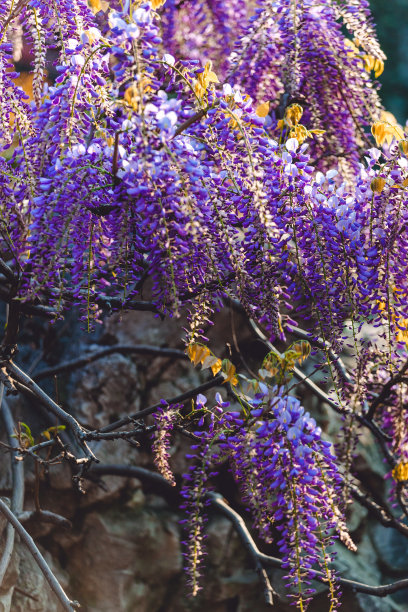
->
<box><xmin>1</xmin><ymin>0</ymin><xmax>408</xmax><ymax>610</ymax></box>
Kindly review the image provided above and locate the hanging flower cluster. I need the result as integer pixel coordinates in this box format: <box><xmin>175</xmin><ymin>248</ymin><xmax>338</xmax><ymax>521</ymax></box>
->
<box><xmin>1</xmin><ymin>0</ymin><xmax>406</xmax><ymax>348</ymax></box>
<box><xmin>1</xmin><ymin>0</ymin><xmax>408</xmax><ymax>607</ymax></box>
<box><xmin>177</xmin><ymin>387</ymin><xmax>351</xmax><ymax>609</ymax></box>
<box><xmin>151</xmin><ymin>401</ymin><xmax>181</xmax><ymax>486</ymax></box>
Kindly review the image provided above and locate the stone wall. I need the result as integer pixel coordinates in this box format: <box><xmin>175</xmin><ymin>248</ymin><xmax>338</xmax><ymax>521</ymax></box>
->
<box><xmin>0</xmin><ymin>309</ymin><xmax>407</xmax><ymax>611</ymax></box>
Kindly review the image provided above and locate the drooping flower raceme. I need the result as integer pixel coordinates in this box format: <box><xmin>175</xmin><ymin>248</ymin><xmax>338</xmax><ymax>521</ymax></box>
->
<box><xmin>179</xmin><ymin>388</ymin><xmax>351</xmax><ymax>609</ymax></box>
<box><xmin>1</xmin><ymin>0</ymin><xmax>407</xmax><ymax>608</ymax></box>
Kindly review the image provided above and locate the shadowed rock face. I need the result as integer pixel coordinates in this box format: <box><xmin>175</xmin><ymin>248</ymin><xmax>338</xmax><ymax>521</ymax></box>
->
<box><xmin>1</xmin><ymin>309</ymin><xmax>408</xmax><ymax>612</ymax></box>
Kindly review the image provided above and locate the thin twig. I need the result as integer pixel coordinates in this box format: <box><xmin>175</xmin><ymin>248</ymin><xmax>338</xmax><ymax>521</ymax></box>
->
<box><xmin>97</xmin><ymin>374</ymin><xmax>224</xmax><ymax>434</ymax></box>
<box><xmin>209</xmin><ymin>493</ymin><xmax>408</xmax><ymax>597</ymax></box>
<box><xmin>173</xmin><ymin>107</ymin><xmax>209</xmax><ymax>138</ymax></box>
<box><xmin>349</xmin><ymin>482</ymin><xmax>408</xmax><ymax>538</ymax></box>
<box><xmin>287</xmin><ymin>325</ymin><xmax>352</xmax><ymax>384</ymax></box>
<box><xmin>249</xmin><ymin>319</ymin><xmax>396</xmax><ymax>466</ymax></box>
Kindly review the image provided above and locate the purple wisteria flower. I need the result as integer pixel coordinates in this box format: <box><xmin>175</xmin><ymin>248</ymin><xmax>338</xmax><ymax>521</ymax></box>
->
<box><xmin>180</xmin><ymin>387</ymin><xmax>349</xmax><ymax>608</ymax></box>
<box><xmin>152</xmin><ymin>402</ymin><xmax>181</xmax><ymax>486</ymax></box>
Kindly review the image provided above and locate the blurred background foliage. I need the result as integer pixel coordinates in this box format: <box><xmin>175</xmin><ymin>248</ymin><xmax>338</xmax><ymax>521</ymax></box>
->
<box><xmin>371</xmin><ymin>0</ymin><xmax>408</xmax><ymax>124</ymax></box>
<box><xmin>11</xmin><ymin>1</ymin><xmax>408</xmax><ymax>125</ymax></box>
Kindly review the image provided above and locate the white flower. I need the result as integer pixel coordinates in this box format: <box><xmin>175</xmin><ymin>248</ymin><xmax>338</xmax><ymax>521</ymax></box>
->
<box><xmin>285</xmin><ymin>137</ymin><xmax>299</xmax><ymax>153</ymax></box>
<box><xmin>157</xmin><ymin>110</ymin><xmax>178</xmax><ymax>132</ymax></box>
<box><xmin>163</xmin><ymin>54</ymin><xmax>175</xmax><ymax>66</ymax></box>
<box><xmin>223</xmin><ymin>83</ymin><xmax>233</xmax><ymax>97</ymax></box>
<box><xmin>284</xmin><ymin>163</ymin><xmax>299</xmax><ymax>177</ymax></box>
<box><xmin>326</xmin><ymin>169</ymin><xmax>338</xmax><ymax>180</ymax></box>
<box><xmin>71</xmin><ymin>54</ymin><xmax>85</xmax><ymax>67</ymax></box>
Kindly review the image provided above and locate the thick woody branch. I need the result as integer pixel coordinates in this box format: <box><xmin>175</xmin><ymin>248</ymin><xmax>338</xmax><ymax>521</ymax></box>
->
<box><xmin>0</xmin><ymin>288</ymin><xmax>55</xmax><ymax>319</ymax></box>
<box><xmin>207</xmin><ymin>493</ymin><xmax>275</xmax><ymax>606</ymax></box>
<box><xmin>82</xmin><ymin>426</ymin><xmax>154</xmax><ymax>441</ymax></box>
<box><xmin>209</xmin><ymin>493</ymin><xmax>408</xmax><ymax>598</ymax></box>
<box><xmin>6</xmin><ymin>361</ymin><xmax>97</xmax><ymax>463</ymax></box>
<box><xmin>88</xmin><ymin>466</ymin><xmax>408</xmax><ymax>600</ymax></box>
<box><xmin>18</xmin><ymin>509</ymin><xmax>72</xmax><ymax>530</ymax></box>
<box><xmin>0</xmin><ymin>498</ymin><xmax>79</xmax><ymax>612</ymax></box>
<box><xmin>0</xmin><ymin>394</ymin><xmax>24</xmax><ymax>583</ymax></box>
<box><xmin>0</xmin><ymin>258</ymin><xmax>16</xmax><ymax>284</ymax></box>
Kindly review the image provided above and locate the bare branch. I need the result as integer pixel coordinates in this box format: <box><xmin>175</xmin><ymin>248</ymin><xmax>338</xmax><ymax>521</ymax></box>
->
<box><xmin>33</xmin><ymin>344</ymin><xmax>188</xmax><ymax>380</ymax></box>
<box><xmin>87</xmin><ymin>466</ymin><xmax>408</xmax><ymax>600</ymax></box>
<box><xmin>287</xmin><ymin>324</ymin><xmax>352</xmax><ymax>384</ymax></box>
<box><xmin>84</xmin><ymin>463</ymin><xmax>179</xmax><ymax>504</ymax></box>
<box><xmin>0</xmin><ymin>258</ymin><xmax>16</xmax><ymax>284</ymax></box>
<box><xmin>0</xmin><ymin>498</ymin><xmax>79</xmax><ymax>612</ymax></box>
<box><xmin>83</xmin><ymin>426</ymin><xmax>154</xmax><ymax>441</ymax></box>
<box><xmin>207</xmin><ymin>493</ymin><xmax>275</xmax><ymax>606</ymax></box>
<box><xmin>349</xmin><ymin>482</ymin><xmax>408</xmax><ymax>538</ymax></box>
<box><xmin>249</xmin><ymin>319</ymin><xmax>396</xmax><ymax>466</ymax></box>
<box><xmin>98</xmin><ymin>374</ymin><xmax>224</xmax><ymax>434</ymax></box>
<box><xmin>173</xmin><ymin>107</ymin><xmax>209</xmax><ymax>138</ymax></box>
<box><xmin>18</xmin><ymin>509</ymin><xmax>72</xmax><ymax>530</ymax></box>
<box><xmin>0</xmin><ymin>393</ymin><xmax>24</xmax><ymax>584</ymax></box>
<box><xmin>209</xmin><ymin>493</ymin><xmax>408</xmax><ymax>597</ymax></box>
<box><xmin>367</xmin><ymin>359</ymin><xmax>408</xmax><ymax>420</ymax></box>
<box><xmin>6</xmin><ymin>361</ymin><xmax>97</xmax><ymax>463</ymax></box>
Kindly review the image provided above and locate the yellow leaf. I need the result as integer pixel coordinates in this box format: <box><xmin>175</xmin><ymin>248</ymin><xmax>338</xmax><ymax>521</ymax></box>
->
<box><xmin>256</xmin><ymin>101</ymin><xmax>270</xmax><ymax>118</ymax></box>
<box><xmin>151</xmin><ymin>0</ymin><xmax>166</xmax><ymax>8</ymax></box>
<box><xmin>374</xmin><ymin>58</ymin><xmax>384</xmax><ymax>78</ymax></box>
<box><xmin>201</xmin><ymin>355</ymin><xmax>219</xmax><ymax>370</ymax></box>
<box><xmin>194</xmin><ymin>346</ymin><xmax>210</xmax><ymax>367</ymax></box>
<box><xmin>207</xmin><ymin>70</ymin><xmax>219</xmax><ymax>84</ymax></box>
<box><xmin>222</xmin><ymin>359</ymin><xmax>238</xmax><ymax>386</ymax></box>
<box><xmin>284</xmin><ymin>103</ymin><xmax>303</xmax><ymax>127</ymax></box>
<box><xmin>344</xmin><ymin>39</ymin><xmax>359</xmax><ymax>55</ymax></box>
<box><xmin>392</xmin><ymin>462</ymin><xmax>408</xmax><ymax>482</ymax></box>
<box><xmin>400</xmin><ymin>141</ymin><xmax>408</xmax><ymax>156</ymax></box>
<box><xmin>289</xmin><ymin>124</ymin><xmax>309</xmax><ymax>144</ymax></box>
<box><xmin>211</xmin><ymin>358</ymin><xmax>223</xmax><ymax>376</ymax></box>
<box><xmin>370</xmin><ymin>176</ymin><xmax>386</xmax><ymax>194</ymax></box>
<box><xmin>309</xmin><ymin>129</ymin><xmax>326</xmax><ymax>136</ymax></box>
<box><xmin>392</xmin><ymin>124</ymin><xmax>405</xmax><ymax>140</ymax></box>
<box><xmin>380</xmin><ymin>110</ymin><xmax>398</xmax><ymax>125</ymax></box>
<box><xmin>371</xmin><ymin>121</ymin><xmax>404</xmax><ymax>147</ymax></box>
<box><xmin>186</xmin><ymin>343</ymin><xmax>196</xmax><ymax>361</ymax></box>
<box><xmin>290</xmin><ymin>340</ymin><xmax>311</xmax><ymax>363</ymax></box>
<box><xmin>186</xmin><ymin>343</ymin><xmax>212</xmax><ymax>367</ymax></box>
<box><xmin>363</xmin><ymin>54</ymin><xmax>375</xmax><ymax>73</ymax></box>
<box><xmin>194</xmin><ymin>61</ymin><xmax>219</xmax><ymax>100</ymax></box>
